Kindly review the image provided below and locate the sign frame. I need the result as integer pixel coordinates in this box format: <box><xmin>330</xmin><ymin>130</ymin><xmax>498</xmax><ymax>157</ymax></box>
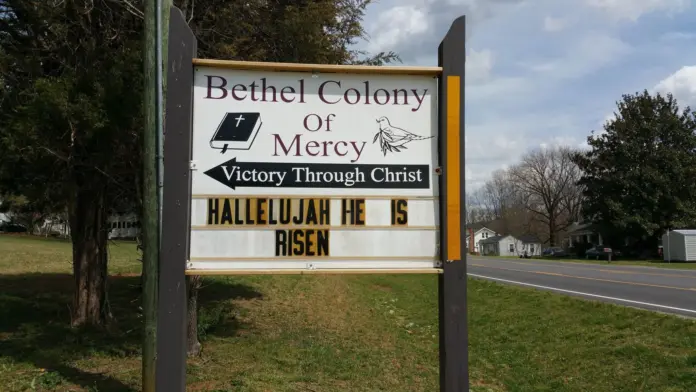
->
<box><xmin>157</xmin><ymin>6</ymin><xmax>467</xmax><ymax>392</ymax></box>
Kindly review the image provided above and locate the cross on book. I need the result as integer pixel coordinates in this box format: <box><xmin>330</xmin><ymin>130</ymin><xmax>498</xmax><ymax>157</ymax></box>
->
<box><xmin>209</xmin><ymin>112</ymin><xmax>263</xmax><ymax>153</ymax></box>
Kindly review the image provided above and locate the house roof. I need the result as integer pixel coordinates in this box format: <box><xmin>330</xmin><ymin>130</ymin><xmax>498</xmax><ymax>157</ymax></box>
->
<box><xmin>466</xmin><ymin>227</ymin><xmax>495</xmax><ymax>237</ymax></box>
<box><xmin>466</xmin><ymin>223</ymin><xmax>495</xmax><ymax>233</ymax></box>
<box><xmin>517</xmin><ymin>234</ymin><xmax>541</xmax><ymax>243</ymax></box>
<box><xmin>566</xmin><ymin>222</ymin><xmax>601</xmax><ymax>234</ymax></box>
<box><xmin>479</xmin><ymin>235</ymin><xmax>506</xmax><ymax>244</ymax></box>
<box><xmin>671</xmin><ymin>229</ymin><xmax>696</xmax><ymax>235</ymax></box>
<box><xmin>479</xmin><ymin>233</ymin><xmax>541</xmax><ymax>244</ymax></box>
<box><xmin>468</xmin><ymin>218</ymin><xmax>512</xmax><ymax>236</ymax></box>
<box><xmin>466</xmin><ymin>222</ymin><xmax>486</xmax><ymax>231</ymax></box>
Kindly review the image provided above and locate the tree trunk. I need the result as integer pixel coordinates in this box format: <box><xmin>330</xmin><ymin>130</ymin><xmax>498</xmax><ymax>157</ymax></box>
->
<box><xmin>548</xmin><ymin>214</ymin><xmax>557</xmax><ymax>246</ymax></box>
<box><xmin>186</xmin><ymin>275</ymin><xmax>202</xmax><ymax>357</ymax></box>
<box><xmin>69</xmin><ymin>186</ymin><xmax>111</xmax><ymax>328</ymax></box>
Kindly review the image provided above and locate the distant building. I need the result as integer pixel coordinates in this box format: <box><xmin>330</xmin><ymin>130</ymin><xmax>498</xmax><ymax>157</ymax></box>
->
<box><xmin>465</xmin><ymin>224</ymin><xmax>498</xmax><ymax>254</ymax></box>
<box><xmin>662</xmin><ymin>229</ymin><xmax>696</xmax><ymax>262</ymax></box>
<box><xmin>108</xmin><ymin>213</ymin><xmax>141</xmax><ymax>240</ymax></box>
<box><xmin>479</xmin><ymin>234</ymin><xmax>543</xmax><ymax>257</ymax></box>
<box><xmin>37</xmin><ymin>217</ymin><xmax>70</xmax><ymax>237</ymax></box>
<box><xmin>0</xmin><ymin>198</ymin><xmax>8</xmax><ymax>223</ymax></box>
<box><xmin>564</xmin><ymin>222</ymin><xmax>604</xmax><ymax>248</ymax></box>
<box><xmin>13</xmin><ymin>213</ymin><xmax>141</xmax><ymax>240</ymax></box>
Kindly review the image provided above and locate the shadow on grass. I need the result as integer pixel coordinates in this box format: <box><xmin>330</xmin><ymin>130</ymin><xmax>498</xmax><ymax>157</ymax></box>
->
<box><xmin>0</xmin><ymin>273</ymin><xmax>262</xmax><ymax>391</ymax></box>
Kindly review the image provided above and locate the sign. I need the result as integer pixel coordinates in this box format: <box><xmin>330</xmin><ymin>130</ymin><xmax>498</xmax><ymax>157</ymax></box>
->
<box><xmin>157</xmin><ymin>7</ymin><xmax>468</xmax><ymax>392</ymax></box>
<box><xmin>188</xmin><ymin>66</ymin><xmax>441</xmax><ymax>272</ymax></box>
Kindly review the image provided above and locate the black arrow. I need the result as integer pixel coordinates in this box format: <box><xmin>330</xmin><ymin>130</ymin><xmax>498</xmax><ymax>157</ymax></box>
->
<box><xmin>203</xmin><ymin>157</ymin><xmax>430</xmax><ymax>190</ymax></box>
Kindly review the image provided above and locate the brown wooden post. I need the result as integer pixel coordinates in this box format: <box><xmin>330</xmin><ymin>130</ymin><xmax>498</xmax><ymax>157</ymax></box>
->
<box><xmin>155</xmin><ymin>6</ymin><xmax>196</xmax><ymax>392</ymax></box>
<box><xmin>437</xmin><ymin>15</ymin><xmax>469</xmax><ymax>392</ymax></box>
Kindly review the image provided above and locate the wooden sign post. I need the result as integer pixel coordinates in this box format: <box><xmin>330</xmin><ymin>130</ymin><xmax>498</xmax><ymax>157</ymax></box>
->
<box><xmin>437</xmin><ymin>16</ymin><xmax>469</xmax><ymax>391</ymax></box>
<box><xmin>156</xmin><ymin>7</ymin><xmax>467</xmax><ymax>391</ymax></box>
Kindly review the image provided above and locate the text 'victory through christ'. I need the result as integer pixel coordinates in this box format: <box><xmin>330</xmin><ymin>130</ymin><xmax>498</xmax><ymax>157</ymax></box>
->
<box><xmin>203</xmin><ymin>159</ymin><xmax>430</xmax><ymax>190</ymax></box>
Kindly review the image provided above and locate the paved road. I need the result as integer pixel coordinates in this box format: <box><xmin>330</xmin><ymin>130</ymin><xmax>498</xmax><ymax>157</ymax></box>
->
<box><xmin>467</xmin><ymin>256</ymin><xmax>696</xmax><ymax>318</ymax></box>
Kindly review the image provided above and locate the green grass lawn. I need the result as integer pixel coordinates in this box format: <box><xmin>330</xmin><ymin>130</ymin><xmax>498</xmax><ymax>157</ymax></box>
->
<box><xmin>1</xmin><ymin>234</ymin><xmax>695</xmax><ymax>391</ymax></box>
<box><xmin>0</xmin><ymin>234</ymin><xmax>142</xmax><ymax>275</ymax></box>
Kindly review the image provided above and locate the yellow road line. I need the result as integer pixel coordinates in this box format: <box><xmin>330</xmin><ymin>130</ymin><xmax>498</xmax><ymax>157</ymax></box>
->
<box><xmin>473</xmin><ymin>258</ymin><xmax>696</xmax><ymax>280</ymax></box>
<box><xmin>468</xmin><ymin>263</ymin><xmax>696</xmax><ymax>292</ymax></box>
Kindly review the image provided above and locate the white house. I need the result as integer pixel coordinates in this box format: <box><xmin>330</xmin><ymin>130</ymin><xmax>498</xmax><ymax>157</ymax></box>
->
<box><xmin>517</xmin><ymin>235</ymin><xmax>543</xmax><ymax>256</ymax></box>
<box><xmin>0</xmin><ymin>198</ymin><xmax>8</xmax><ymax>223</ymax></box>
<box><xmin>466</xmin><ymin>225</ymin><xmax>498</xmax><ymax>254</ymax></box>
<box><xmin>31</xmin><ymin>213</ymin><xmax>141</xmax><ymax>239</ymax></box>
<box><xmin>46</xmin><ymin>213</ymin><xmax>142</xmax><ymax>239</ymax></box>
<box><xmin>479</xmin><ymin>234</ymin><xmax>543</xmax><ymax>257</ymax></box>
<box><xmin>37</xmin><ymin>216</ymin><xmax>70</xmax><ymax>237</ymax></box>
<box><xmin>662</xmin><ymin>229</ymin><xmax>696</xmax><ymax>262</ymax></box>
<box><xmin>108</xmin><ymin>213</ymin><xmax>141</xmax><ymax>239</ymax></box>
<box><xmin>0</xmin><ymin>203</ymin><xmax>140</xmax><ymax>240</ymax></box>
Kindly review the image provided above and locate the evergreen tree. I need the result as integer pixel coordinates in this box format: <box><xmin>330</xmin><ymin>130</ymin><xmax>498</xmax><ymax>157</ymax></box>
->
<box><xmin>0</xmin><ymin>0</ymin><xmax>398</xmax><ymax>328</ymax></box>
<box><xmin>573</xmin><ymin>90</ymin><xmax>696</xmax><ymax>252</ymax></box>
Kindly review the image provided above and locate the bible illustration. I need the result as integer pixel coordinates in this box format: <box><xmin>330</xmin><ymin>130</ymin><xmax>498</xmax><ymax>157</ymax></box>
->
<box><xmin>210</xmin><ymin>112</ymin><xmax>263</xmax><ymax>153</ymax></box>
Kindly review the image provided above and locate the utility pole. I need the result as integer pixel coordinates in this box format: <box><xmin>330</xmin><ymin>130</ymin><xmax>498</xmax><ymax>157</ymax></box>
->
<box><xmin>143</xmin><ymin>0</ymin><xmax>172</xmax><ymax>391</ymax></box>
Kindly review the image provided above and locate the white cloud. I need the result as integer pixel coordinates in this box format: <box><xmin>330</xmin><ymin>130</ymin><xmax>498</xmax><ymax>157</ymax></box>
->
<box><xmin>587</xmin><ymin>66</ymin><xmax>696</xmax><ymax>151</ymax></box>
<box><xmin>464</xmin><ymin>112</ymin><xmax>588</xmax><ymax>188</ymax></box>
<box><xmin>601</xmin><ymin>112</ymin><xmax>615</xmax><ymax>127</ymax></box>
<box><xmin>585</xmin><ymin>0</ymin><xmax>690</xmax><ymax>22</ymax></box>
<box><xmin>363</xmin><ymin>0</ymin><xmax>526</xmax><ymax>64</ymax></box>
<box><xmin>365</xmin><ymin>5</ymin><xmax>429</xmax><ymax>53</ymax></box>
<box><xmin>578</xmin><ymin>127</ymin><xmax>609</xmax><ymax>150</ymax></box>
<box><xmin>543</xmin><ymin>16</ymin><xmax>566</xmax><ymax>32</ymax></box>
<box><xmin>654</xmin><ymin>65</ymin><xmax>696</xmax><ymax>107</ymax></box>
<box><xmin>660</xmin><ymin>31</ymin><xmax>696</xmax><ymax>41</ymax></box>
<box><xmin>466</xmin><ymin>49</ymin><xmax>494</xmax><ymax>83</ymax></box>
<box><xmin>527</xmin><ymin>32</ymin><xmax>632</xmax><ymax>79</ymax></box>
<box><xmin>360</xmin><ymin>0</ymin><xmax>696</xmax><ymax>190</ymax></box>
<box><xmin>467</xmin><ymin>76</ymin><xmax>532</xmax><ymax>101</ymax></box>
<box><xmin>540</xmin><ymin>135</ymin><xmax>585</xmax><ymax>150</ymax></box>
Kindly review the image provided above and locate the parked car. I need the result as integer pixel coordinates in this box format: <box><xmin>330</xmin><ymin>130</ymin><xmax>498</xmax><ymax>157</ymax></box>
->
<box><xmin>0</xmin><ymin>222</ymin><xmax>27</xmax><ymax>233</ymax></box>
<box><xmin>542</xmin><ymin>247</ymin><xmax>567</xmax><ymax>257</ymax></box>
<box><xmin>585</xmin><ymin>245</ymin><xmax>621</xmax><ymax>260</ymax></box>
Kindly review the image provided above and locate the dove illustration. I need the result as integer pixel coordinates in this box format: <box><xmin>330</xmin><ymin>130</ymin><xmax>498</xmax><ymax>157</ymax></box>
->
<box><xmin>373</xmin><ymin>116</ymin><xmax>433</xmax><ymax>156</ymax></box>
<box><xmin>376</xmin><ymin>116</ymin><xmax>433</xmax><ymax>147</ymax></box>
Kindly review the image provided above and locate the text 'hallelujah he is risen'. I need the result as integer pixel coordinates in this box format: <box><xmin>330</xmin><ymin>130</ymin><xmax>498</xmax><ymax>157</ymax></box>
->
<box><xmin>206</xmin><ymin>198</ymin><xmax>409</xmax><ymax>257</ymax></box>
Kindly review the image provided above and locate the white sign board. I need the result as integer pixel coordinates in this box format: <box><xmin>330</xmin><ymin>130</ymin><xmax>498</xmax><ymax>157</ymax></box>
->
<box><xmin>188</xmin><ymin>65</ymin><xmax>440</xmax><ymax>272</ymax></box>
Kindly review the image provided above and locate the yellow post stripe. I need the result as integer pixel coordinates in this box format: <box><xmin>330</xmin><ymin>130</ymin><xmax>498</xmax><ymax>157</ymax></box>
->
<box><xmin>446</xmin><ymin>75</ymin><xmax>462</xmax><ymax>261</ymax></box>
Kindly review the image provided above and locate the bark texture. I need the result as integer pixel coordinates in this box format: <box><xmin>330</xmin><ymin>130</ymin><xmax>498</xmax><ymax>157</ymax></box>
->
<box><xmin>69</xmin><ymin>186</ymin><xmax>111</xmax><ymax>327</ymax></box>
<box><xmin>186</xmin><ymin>275</ymin><xmax>202</xmax><ymax>357</ymax></box>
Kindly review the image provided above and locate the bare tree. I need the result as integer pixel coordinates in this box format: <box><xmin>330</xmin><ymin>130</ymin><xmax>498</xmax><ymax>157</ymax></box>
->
<box><xmin>465</xmin><ymin>192</ymin><xmax>484</xmax><ymax>224</ymax></box>
<box><xmin>481</xmin><ymin>169</ymin><xmax>515</xmax><ymax>219</ymax></box>
<box><xmin>508</xmin><ymin>146</ymin><xmax>583</xmax><ymax>245</ymax></box>
<box><xmin>472</xmin><ymin>170</ymin><xmax>533</xmax><ymax>235</ymax></box>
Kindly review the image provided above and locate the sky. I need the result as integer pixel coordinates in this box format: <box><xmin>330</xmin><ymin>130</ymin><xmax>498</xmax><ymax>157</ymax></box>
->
<box><xmin>354</xmin><ymin>0</ymin><xmax>696</xmax><ymax>190</ymax></box>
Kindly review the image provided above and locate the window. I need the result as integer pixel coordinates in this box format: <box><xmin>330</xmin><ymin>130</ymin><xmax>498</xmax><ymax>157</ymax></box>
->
<box><xmin>530</xmin><ymin>245</ymin><xmax>535</xmax><ymax>254</ymax></box>
<box><xmin>508</xmin><ymin>243</ymin><xmax>515</xmax><ymax>252</ymax></box>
